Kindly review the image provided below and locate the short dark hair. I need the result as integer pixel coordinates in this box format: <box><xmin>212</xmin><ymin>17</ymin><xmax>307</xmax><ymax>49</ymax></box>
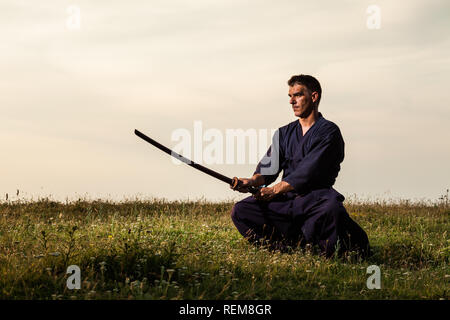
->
<box><xmin>287</xmin><ymin>74</ymin><xmax>322</xmax><ymax>104</ymax></box>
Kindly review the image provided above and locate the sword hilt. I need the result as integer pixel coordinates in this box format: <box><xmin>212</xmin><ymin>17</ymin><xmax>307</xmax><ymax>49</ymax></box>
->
<box><xmin>231</xmin><ymin>177</ymin><xmax>265</xmax><ymax>194</ymax></box>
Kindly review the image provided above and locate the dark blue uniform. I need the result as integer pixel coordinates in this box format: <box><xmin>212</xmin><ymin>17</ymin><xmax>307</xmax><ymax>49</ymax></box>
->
<box><xmin>231</xmin><ymin>113</ymin><xmax>370</xmax><ymax>257</ymax></box>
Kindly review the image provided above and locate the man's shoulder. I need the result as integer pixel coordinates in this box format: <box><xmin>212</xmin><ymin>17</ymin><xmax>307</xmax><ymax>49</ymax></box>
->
<box><xmin>305</xmin><ymin>116</ymin><xmax>343</xmax><ymax>145</ymax></box>
<box><xmin>279</xmin><ymin>120</ymin><xmax>299</xmax><ymax>131</ymax></box>
<box><xmin>276</xmin><ymin>116</ymin><xmax>343</xmax><ymax>141</ymax></box>
<box><xmin>278</xmin><ymin>117</ymin><xmax>341</xmax><ymax>134</ymax></box>
<box><xmin>317</xmin><ymin>117</ymin><xmax>341</xmax><ymax>134</ymax></box>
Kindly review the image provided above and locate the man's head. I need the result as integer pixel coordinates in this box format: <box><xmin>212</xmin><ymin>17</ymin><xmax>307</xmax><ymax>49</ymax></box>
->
<box><xmin>287</xmin><ymin>74</ymin><xmax>322</xmax><ymax>118</ymax></box>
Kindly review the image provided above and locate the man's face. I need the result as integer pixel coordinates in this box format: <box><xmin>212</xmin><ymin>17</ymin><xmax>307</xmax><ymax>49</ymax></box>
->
<box><xmin>288</xmin><ymin>84</ymin><xmax>317</xmax><ymax>118</ymax></box>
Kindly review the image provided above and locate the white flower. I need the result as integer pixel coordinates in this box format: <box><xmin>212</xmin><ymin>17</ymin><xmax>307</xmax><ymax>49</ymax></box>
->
<box><xmin>166</xmin><ymin>269</ymin><xmax>175</xmax><ymax>275</ymax></box>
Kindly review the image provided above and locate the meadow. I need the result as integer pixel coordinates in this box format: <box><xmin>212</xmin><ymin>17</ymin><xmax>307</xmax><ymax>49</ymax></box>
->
<box><xmin>0</xmin><ymin>196</ymin><xmax>448</xmax><ymax>300</ymax></box>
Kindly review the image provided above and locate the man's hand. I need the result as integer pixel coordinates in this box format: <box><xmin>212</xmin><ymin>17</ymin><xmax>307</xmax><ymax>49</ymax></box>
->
<box><xmin>253</xmin><ymin>187</ymin><xmax>277</xmax><ymax>201</ymax></box>
<box><xmin>230</xmin><ymin>174</ymin><xmax>266</xmax><ymax>193</ymax></box>
<box><xmin>230</xmin><ymin>177</ymin><xmax>254</xmax><ymax>193</ymax></box>
<box><xmin>253</xmin><ymin>181</ymin><xmax>294</xmax><ymax>201</ymax></box>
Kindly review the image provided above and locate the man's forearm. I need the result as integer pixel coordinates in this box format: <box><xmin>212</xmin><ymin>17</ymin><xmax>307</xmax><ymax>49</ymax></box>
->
<box><xmin>272</xmin><ymin>181</ymin><xmax>294</xmax><ymax>195</ymax></box>
<box><xmin>250</xmin><ymin>174</ymin><xmax>266</xmax><ymax>187</ymax></box>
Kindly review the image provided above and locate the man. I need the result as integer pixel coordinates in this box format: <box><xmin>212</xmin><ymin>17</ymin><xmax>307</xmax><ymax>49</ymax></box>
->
<box><xmin>230</xmin><ymin>74</ymin><xmax>370</xmax><ymax>258</ymax></box>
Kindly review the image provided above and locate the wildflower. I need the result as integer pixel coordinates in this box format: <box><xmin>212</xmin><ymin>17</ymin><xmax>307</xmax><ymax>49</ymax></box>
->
<box><xmin>166</xmin><ymin>269</ymin><xmax>175</xmax><ymax>276</ymax></box>
<box><xmin>108</xmin><ymin>235</ymin><xmax>113</xmax><ymax>239</ymax></box>
<box><xmin>130</xmin><ymin>281</ymin><xmax>140</xmax><ymax>289</ymax></box>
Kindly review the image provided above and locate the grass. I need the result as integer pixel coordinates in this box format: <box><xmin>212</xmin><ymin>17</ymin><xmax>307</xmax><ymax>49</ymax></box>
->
<box><xmin>0</xmin><ymin>196</ymin><xmax>448</xmax><ymax>300</ymax></box>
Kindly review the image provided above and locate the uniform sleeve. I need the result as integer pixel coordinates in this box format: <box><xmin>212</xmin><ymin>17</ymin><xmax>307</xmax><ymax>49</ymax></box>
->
<box><xmin>253</xmin><ymin>129</ymin><xmax>285</xmax><ymax>185</ymax></box>
<box><xmin>282</xmin><ymin>128</ymin><xmax>343</xmax><ymax>193</ymax></box>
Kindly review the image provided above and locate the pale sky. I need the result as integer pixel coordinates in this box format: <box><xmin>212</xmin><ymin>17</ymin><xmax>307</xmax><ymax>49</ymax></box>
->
<box><xmin>1</xmin><ymin>0</ymin><xmax>449</xmax><ymax>202</ymax></box>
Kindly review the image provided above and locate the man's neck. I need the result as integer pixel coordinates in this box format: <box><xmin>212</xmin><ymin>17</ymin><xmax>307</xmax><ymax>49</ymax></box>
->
<box><xmin>299</xmin><ymin>109</ymin><xmax>319</xmax><ymax>135</ymax></box>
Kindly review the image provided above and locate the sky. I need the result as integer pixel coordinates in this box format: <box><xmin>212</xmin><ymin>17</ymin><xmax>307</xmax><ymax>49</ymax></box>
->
<box><xmin>1</xmin><ymin>0</ymin><xmax>449</xmax><ymax>203</ymax></box>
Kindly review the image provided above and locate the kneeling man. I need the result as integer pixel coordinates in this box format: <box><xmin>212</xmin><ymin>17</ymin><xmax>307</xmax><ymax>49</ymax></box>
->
<box><xmin>230</xmin><ymin>74</ymin><xmax>370</xmax><ymax>258</ymax></box>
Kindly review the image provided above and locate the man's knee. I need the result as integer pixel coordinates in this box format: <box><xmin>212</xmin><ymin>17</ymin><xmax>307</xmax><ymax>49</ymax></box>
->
<box><xmin>231</xmin><ymin>197</ymin><xmax>258</xmax><ymax>221</ymax></box>
<box><xmin>230</xmin><ymin>201</ymin><xmax>244</xmax><ymax>222</ymax></box>
<box><xmin>322</xmin><ymin>197</ymin><xmax>346</xmax><ymax>221</ymax></box>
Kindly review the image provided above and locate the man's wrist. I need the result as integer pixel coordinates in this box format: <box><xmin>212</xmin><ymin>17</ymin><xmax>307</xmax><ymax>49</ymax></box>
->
<box><xmin>272</xmin><ymin>184</ymin><xmax>282</xmax><ymax>195</ymax></box>
<box><xmin>251</xmin><ymin>174</ymin><xmax>265</xmax><ymax>187</ymax></box>
<box><xmin>273</xmin><ymin>181</ymin><xmax>294</xmax><ymax>195</ymax></box>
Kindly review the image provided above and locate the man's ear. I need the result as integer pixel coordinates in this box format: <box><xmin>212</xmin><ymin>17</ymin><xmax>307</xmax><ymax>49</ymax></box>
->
<box><xmin>311</xmin><ymin>91</ymin><xmax>319</xmax><ymax>103</ymax></box>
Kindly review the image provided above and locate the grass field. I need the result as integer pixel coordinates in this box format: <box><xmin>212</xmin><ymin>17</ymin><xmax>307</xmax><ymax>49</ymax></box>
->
<box><xmin>0</xmin><ymin>196</ymin><xmax>448</xmax><ymax>300</ymax></box>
